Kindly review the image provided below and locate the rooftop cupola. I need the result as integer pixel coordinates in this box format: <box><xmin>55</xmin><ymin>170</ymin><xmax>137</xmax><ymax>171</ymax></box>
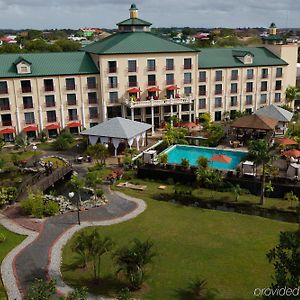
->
<box><xmin>117</xmin><ymin>4</ymin><xmax>152</xmax><ymax>32</ymax></box>
<box><xmin>269</xmin><ymin>22</ymin><xmax>277</xmax><ymax>36</ymax></box>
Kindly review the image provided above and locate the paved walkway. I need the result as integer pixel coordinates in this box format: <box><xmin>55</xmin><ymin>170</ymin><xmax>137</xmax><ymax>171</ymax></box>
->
<box><xmin>0</xmin><ymin>187</ymin><xmax>146</xmax><ymax>300</ymax></box>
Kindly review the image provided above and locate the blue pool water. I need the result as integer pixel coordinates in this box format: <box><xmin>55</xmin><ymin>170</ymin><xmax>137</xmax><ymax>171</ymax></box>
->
<box><xmin>164</xmin><ymin>145</ymin><xmax>247</xmax><ymax>170</ymax></box>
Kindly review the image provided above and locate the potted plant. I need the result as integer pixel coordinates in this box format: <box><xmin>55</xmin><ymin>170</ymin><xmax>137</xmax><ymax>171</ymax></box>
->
<box><xmin>181</xmin><ymin>158</ymin><xmax>190</xmax><ymax>170</ymax></box>
<box><xmin>159</xmin><ymin>153</ymin><xmax>168</xmax><ymax>168</ymax></box>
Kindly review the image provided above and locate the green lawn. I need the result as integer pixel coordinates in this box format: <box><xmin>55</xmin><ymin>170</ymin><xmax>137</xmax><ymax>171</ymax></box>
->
<box><xmin>0</xmin><ymin>225</ymin><xmax>25</xmax><ymax>299</ymax></box>
<box><xmin>61</xmin><ymin>180</ymin><xmax>297</xmax><ymax>299</ymax></box>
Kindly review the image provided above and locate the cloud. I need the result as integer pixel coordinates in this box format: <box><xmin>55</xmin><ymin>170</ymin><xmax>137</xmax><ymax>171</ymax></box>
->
<box><xmin>0</xmin><ymin>0</ymin><xmax>297</xmax><ymax>29</ymax></box>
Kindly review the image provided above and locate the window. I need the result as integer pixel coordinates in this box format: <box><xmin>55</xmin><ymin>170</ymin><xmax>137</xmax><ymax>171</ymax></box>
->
<box><xmin>67</xmin><ymin>94</ymin><xmax>76</xmax><ymax>106</ymax></box>
<box><xmin>1</xmin><ymin>114</ymin><xmax>12</xmax><ymax>126</ymax></box>
<box><xmin>215</xmin><ymin>70</ymin><xmax>222</xmax><ymax>81</ymax></box>
<box><xmin>44</xmin><ymin>79</ymin><xmax>54</xmax><ymax>92</ymax></box>
<box><xmin>166</xmin><ymin>58</ymin><xmax>174</xmax><ymax>71</ymax></box>
<box><xmin>275</xmin><ymin>80</ymin><xmax>282</xmax><ymax>90</ymax></box>
<box><xmin>89</xmin><ymin>107</ymin><xmax>98</xmax><ymax>119</ymax></box>
<box><xmin>247</xmin><ymin>69</ymin><xmax>254</xmax><ymax>79</ymax></box>
<box><xmin>214</xmin><ymin>111</ymin><xmax>222</xmax><ymax>121</ymax></box>
<box><xmin>245</xmin><ymin>108</ymin><xmax>252</xmax><ymax>115</ymax></box>
<box><xmin>23</xmin><ymin>96</ymin><xmax>33</xmax><ymax>109</ymax></box>
<box><xmin>246</xmin><ymin>95</ymin><xmax>253</xmax><ymax>105</ymax></box>
<box><xmin>166</xmin><ymin>74</ymin><xmax>174</xmax><ymax>85</ymax></box>
<box><xmin>184</xmin><ymin>86</ymin><xmax>192</xmax><ymax>96</ymax></box>
<box><xmin>230</xmin><ymin>110</ymin><xmax>237</xmax><ymax>120</ymax></box>
<box><xmin>215</xmin><ymin>84</ymin><xmax>222</xmax><ymax>95</ymax></box>
<box><xmin>231</xmin><ymin>70</ymin><xmax>238</xmax><ymax>80</ymax></box>
<box><xmin>87</xmin><ymin>77</ymin><xmax>97</xmax><ymax>89</ymax></box>
<box><xmin>21</xmin><ymin>66</ymin><xmax>28</xmax><ymax>73</ymax></box>
<box><xmin>21</xmin><ymin>80</ymin><xmax>31</xmax><ymax>93</ymax></box>
<box><xmin>128</xmin><ymin>76</ymin><xmax>137</xmax><ymax>87</ymax></box>
<box><xmin>231</xmin><ymin>83</ymin><xmax>238</xmax><ymax>94</ymax></box>
<box><xmin>148</xmin><ymin>74</ymin><xmax>156</xmax><ymax>86</ymax></box>
<box><xmin>68</xmin><ymin>109</ymin><xmax>78</xmax><ymax>121</ymax></box>
<box><xmin>0</xmin><ymin>98</ymin><xmax>10</xmax><ymax>110</ymax></box>
<box><xmin>65</xmin><ymin>78</ymin><xmax>75</xmax><ymax>90</ymax></box>
<box><xmin>199</xmin><ymin>71</ymin><xmax>206</xmax><ymax>82</ymax></box>
<box><xmin>128</xmin><ymin>60</ymin><xmax>137</xmax><ymax>72</ymax></box>
<box><xmin>215</xmin><ymin>97</ymin><xmax>222</xmax><ymax>108</ymax></box>
<box><xmin>246</xmin><ymin>82</ymin><xmax>253</xmax><ymax>93</ymax></box>
<box><xmin>199</xmin><ymin>85</ymin><xmax>206</xmax><ymax>96</ymax></box>
<box><xmin>88</xmin><ymin>92</ymin><xmax>97</xmax><ymax>104</ymax></box>
<box><xmin>261</xmin><ymin>68</ymin><xmax>268</xmax><ymax>79</ymax></box>
<box><xmin>276</xmin><ymin>67</ymin><xmax>283</xmax><ymax>78</ymax></box>
<box><xmin>184</xmin><ymin>73</ymin><xmax>192</xmax><ymax>84</ymax></box>
<box><xmin>108</xmin><ymin>61</ymin><xmax>117</xmax><ymax>73</ymax></box>
<box><xmin>261</xmin><ymin>81</ymin><xmax>268</xmax><ymax>92</ymax></box>
<box><xmin>199</xmin><ymin>98</ymin><xmax>206</xmax><ymax>109</ymax></box>
<box><xmin>46</xmin><ymin>111</ymin><xmax>56</xmax><ymax>123</ymax></box>
<box><xmin>109</xmin><ymin>92</ymin><xmax>118</xmax><ymax>103</ymax></box>
<box><xmin>45</xmin><ymin>95</ymin><xmax>55</xmax><ymax>107</ymax></box>
<box><xmin>230</xmin><ymin>96</ymin><xmax>238</xmax><ymax>107</ymax></box>
<box><xmin>0</xmin><ymin>81</ymin><xmax>8</xmax><ymax>94</ymax></box>
<box><xmin>107</xmin><ymin>106</ymin><xmax>122</xmax><ymax>118</ymax></box>
<box><xmin>109</xmin><ymin>76</ymin><xmax>118</xmax><ymax>88</ymax></box>
<box><xmin>275</xmin><ymin>93</ymin><xmax>281</xmax><ymax>102</ymax></box>
<box><xmin>24</xmin><ymin>112</ymin><xmax>35</xmax><ymax>124</ymax></box>
<box><xmin>184</xmin><ymin>58</ymin><xmax>192</xmax><ymax>70</ymax></box>
<box><xmin>147</xmin><ymin>59</ymin><xmax>156</xmax><ymax>71</ymax></box>
<box><xmin>260</xmin><ymin>94</ymin><xmax>267</xmax><ymax>104</ymax></box>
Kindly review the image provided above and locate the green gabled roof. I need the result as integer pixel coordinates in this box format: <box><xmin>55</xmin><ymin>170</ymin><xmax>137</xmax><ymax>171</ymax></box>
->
<box><xmin>117</xmin><ymin>18</ymin><xmax>152</xmax><ymax>26</ymax></box>
<box><xmin>0</xmin><ymin>52</ymin><xmax>98</xmax><ymax>78</ymax></box>
<box><xmin>232</xmin><ymin>50</ymin><xmax>253</xmax><ymax>57</ymax></box>
<box><xmin>83</xmin><ymin>31</ymin><xmax>198</xmax><ymax>55</ymax></box>
<box><xmin>14</xmin><ymin>56</ymin><xmax>32</xmax><ymax>65</ymax></box>
<box><xmin>198</xmin><ymin>47</ymin><xmax>288</xmax><ymax>69</ymax></box>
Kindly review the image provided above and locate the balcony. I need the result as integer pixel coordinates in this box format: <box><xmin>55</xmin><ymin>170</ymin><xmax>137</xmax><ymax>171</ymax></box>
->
<box><xmin>0</xmin><ymin>105</ymin><xmax>10</xmax><ymax>111</ymax></box>
<box><xmin>246</xmin><ymin>89</ymin><xmax>253</xmax><ymax>93</ymax></box>
<box><xmin>66</xmin><ymin>84</ymin><xmax>76</xmax><ymax>91</ymax></box>
<box><xmin>230</xmin><ymin>90</ymin><xmax>238</xmax><ymax>94</ymax></box>
<box><xmin>147</xmin><ymin>66</ymin><xmax>156</xmax><ymax>72</ymax></box>
<box><xmin>109</xmin><ymin>83</ymin><xmax>118</xmax><ymax>89</ymax></box>
<box><xmin>88</xmin><ymin>98</ymin><xmax>98</xmax><ymax>105</ymax></box>
<box><xmin>25</xmin><ymin>119</ymin><xmax>35</xmax><ymax>125</ymax></box>
<box><xmin>67</xmin><ymin>100</ymin><xmax>77</xmax><ymax>106</ymax></box>
<box><xmin>245</xmin><ymin>101</ymin><xmax>253</xmax><ymax>106</ymax></box>
<box><xmin>230</xmin><ymin>102</ymin><xmax>238</xmax><ymax>107</ymax></box>
<box><xmin>275</xmin><ymin>86</ymin><xmax>282</xmax><ymax>91</ymax></box>
<box><xmin>215</xmin><ymin>77</ymin><xmax>223</xmax><ymax>82</ymax></box>
<box><xmin>148</xmin><ymin>81</ymin><xmax>156</xmax><ymax>86</ymax></box>
<box><xmin>108</xmin><ymin>67</ymin><xmax>117</xmax><ymax>73</ymax></box>
<box><xmin>128</xmin><ymin>82</ymin><xmax>138</xmax><ymax>87</ymax></box>
<box><xmin>199</xmin><ymin>105</ymin><xmax>206</xmax><ymax>109</ymax></box>
<box><xmin>23</xmin><ymin>103</ymin><xmax>34</xmax><ymax>109</ymax></box>
<box><xmin>184</xmin><ymin>64</ymin><xmax>192</xmax><ymax>70</ymax></box>
<box><xmin>231</xmin><ymin>75</ymin><xmax>239</xmax><ymax>81</ymax></box>
<box><xmin>2</xmin><ymin>120</ymin><xmax>12</xmax><ymax>126</ymax></box>
<box><xmin>199</xmin><ymin>90</ymin><xmax>206</xmax><ymax>96</ymax></box>
<box><xmin>215</xmin><ymin>90</ymin><xmax>223</xmax><ymax>95</ymax></box>
<box><xmin>47</xmin><ymin>117</ymin><xmax>57</xmax><ymax>123</ymax></box>
<box><xmin>89</xmin><ymin>114</ymin><xmax>98</xmax><ymax>119</ymax></box>
<box><xmin>46</xmin><ymin>102</ymin><xmax>56</xmax><ymax>108</ymax></box>
<box><xmin>199</xmin><ymin>77</ymin><xmax>207</xmax><ymax>83</ymax></box>
<box><xmin>276</xmin><ymin>73</ymin><xmax>282</xmax><ymax>78</ymax></box>
<box><xmin>123</xmin><ymin>96</ymin><xmax>192</xmax><ymax>108</ymax></box>
<box><xmin>69</xmin><ymin>115</ymin><xmax>78</xmax><ymax>121</ymax></box>
<box><xmin>21</xmin><ymin>86</ymin><xmax>32</xmax><ymax>93</ymax></box>
<box><xmin>128</xmin><ymin>67</ymin><xmax>137</xmax><ymax>73</ymax></box>
<box><xmin>87</xmin><ymin>83</ymin><xmax>97</xmax><ymax>89</ymax></box>
<box><xmin>0</xmin><ymin>88</ymin><xmax>8</xmax><ymax>95</ymax></box>
<box><xmin>214</xmin><ymin>103</ymin><xmax>222</xmax><ymax>108</ymax></box>
<box><xmin>166</xmin><ymin>66</ymin><xmax>174</xmax><ymax>71</ymax></box>
<box><xmin>166</xmin><ymin>80</ymin><xmax>174</xmax><ymax>85</ymax></box>
<box><xmin>44</xmin><ymin>85</ymin><xmax>54</xmax><ymax>92</ymax></box>
<box><xmin>261</xmin><ymin>88</ymin><xmax>268</xmax><ymax>92</ymax></box>
<box><xmin>261</xmin><ymin>74</ymin><xmax>268</xmax><ymax>79</ymax></box>
<box><xmin>184</xmin><ymin>79</ymin><xmax>192</xmax><ymax>84</ymax></box>
<box><xmin>247</xmin><ymin>74</ymin><xmax>254</xmax><ymax>80</ymax></box>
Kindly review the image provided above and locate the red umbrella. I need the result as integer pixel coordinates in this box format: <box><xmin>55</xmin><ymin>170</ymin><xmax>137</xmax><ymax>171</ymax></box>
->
<box><xmin>276</xmin><ymin>137</ymin><xmax>298</xmax><ymax>145</ymax></box>
<box><xmin>182</xmin><ymin>122</ymin><xmax>196</xmax><ymax>129</ymax></box>
<box><xmin>128</xmin><ymin>87</ymin><xmax>142</xmax><ymax>93</ymax></box>
<box><xmin>210</xmin><ymin>154</ymin><xmax>232</xmax><ymax>164</ymax></box>
<box><xmin>283</xmin><ymin>149</ymin><xmax>300</xmax><ymax>158</ymax></box>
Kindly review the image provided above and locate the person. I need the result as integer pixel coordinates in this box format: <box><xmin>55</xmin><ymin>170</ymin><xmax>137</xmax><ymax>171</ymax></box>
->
<box><xmin>44</xmin><ymin>162</ymin><xmax>49</xmax><ymax>176</ymax></box>
<box><xmin>48</xmin><ymin>161</ymin><xmax>53</xmax><ymax>174</ymax></box>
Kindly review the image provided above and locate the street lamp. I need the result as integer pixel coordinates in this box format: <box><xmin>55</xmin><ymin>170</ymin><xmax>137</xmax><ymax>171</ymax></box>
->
<box><xmin>293</xmin><ymin>121</ymin><xmax>296</xmax><ymax>131</ymax></box>
<box><xmin>32</xmin><ymin>145</ymin><xmax>38</xmax><ymax>166</ymax></box>
<box><xmin>68</xmin><ymin>191</ymin><xmax>80</xmax><ymax>225</ymax></box>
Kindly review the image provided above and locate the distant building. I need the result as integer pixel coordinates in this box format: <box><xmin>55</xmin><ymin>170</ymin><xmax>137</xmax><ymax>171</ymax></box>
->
<box><xmin>78</xmin><ymin>28</ymin><xmax>103</xmax><ymax>37</ymax></box>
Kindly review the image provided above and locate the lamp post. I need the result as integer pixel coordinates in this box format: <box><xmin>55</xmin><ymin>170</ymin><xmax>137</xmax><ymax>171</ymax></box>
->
<box><xmin>32</xmin><ymin>144</ymin><xmax>37</xmax><ymax>166</ymax></box>
<box><xmin>293</xmin><ymin>121</ymin><xmax>296</xmax><ymax>131</ymax></box>
<box><xmin>69</xmin><ymin>191</ymin><xmax>80</xmax><ymax>225</ymax></box>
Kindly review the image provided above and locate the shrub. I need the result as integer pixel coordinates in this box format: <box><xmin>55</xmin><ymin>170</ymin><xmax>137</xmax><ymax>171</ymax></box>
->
<box><xmin>44</xmin><ymin>201</ymin><xmax>60</xmax><ymax>216</ymax></box>
<box><xmin>52</xmin><ymin>135</ymin><xmax>70</xmax><ymax>151</ymax></box>
<box><xmin>96</xmin><ymin>188</ymin><xmax>104</xmax><ymax>198</ymax></box>
<box><xmin>0</xmin><ymin>187</ymin><xmax>17</xmax><ymax>206</ymax></box>
<box><xmin>181</xmin><ymin>158</ymin><xmax>190</xmax><ymax>168</ymax></box>
<box><xmin>0</xmin><ymin>232</ymin><xmax>6</xmax><ymax>243</ymax></box>
<box><xmin>159</xmin><ymin>153</ymin><xmax>168</xmax><ymax>165</ymax></box>
<box><xmin>197</xmin><ymin>156</ymin><xmax>208</xmax><ymax>169</ymax></box>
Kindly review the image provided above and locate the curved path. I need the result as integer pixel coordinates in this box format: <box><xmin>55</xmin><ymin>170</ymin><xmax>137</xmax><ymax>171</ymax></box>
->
<box><xmin>1</xmin><ymin>187</ymin><xmax>146</xmax><ymax>300</ymax></box>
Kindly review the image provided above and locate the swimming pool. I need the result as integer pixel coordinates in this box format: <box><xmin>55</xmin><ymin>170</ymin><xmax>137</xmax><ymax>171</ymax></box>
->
<box><xmin>163</xmin><ymin>145</ymin><xmax>247</xmax><ymax>170</ymax></box>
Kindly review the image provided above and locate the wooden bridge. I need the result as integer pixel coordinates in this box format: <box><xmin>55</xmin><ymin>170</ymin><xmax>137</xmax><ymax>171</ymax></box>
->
<box><xmin>16</xmin><ymin>165</ymin><xmax>73</xmax><ymax>201</ymax></box>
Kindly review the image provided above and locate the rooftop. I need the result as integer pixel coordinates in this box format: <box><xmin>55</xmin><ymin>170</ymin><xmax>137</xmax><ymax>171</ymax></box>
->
<box><xmin>117</xmin><ymin>18</ymin><xmax>152</xmax><ymax>26</ymax></box>
<box><xmin>255</xmin><ymin>104</ymin><xmax>293</xmax><ymax>123</ymax></box>
<box><xmin>231</xmin><ymin>114</ymin><xmax>278</xmax><ymax>131</ymax></box>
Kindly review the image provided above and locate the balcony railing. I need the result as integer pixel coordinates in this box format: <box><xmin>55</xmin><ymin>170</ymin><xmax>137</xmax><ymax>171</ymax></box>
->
<box><xmin>230</xmin><ymin>90</ymin><xmax>238</xmax><ymax>94</ymax></box>
<box><xmin>184</xmin><ymin>65</ymin><xmax>192</xmax><ymax>70</ymax></box>
<box><xmin>44</xmin><ymin>86</ymin><xmax>54</xmax><ymax>92</ymax></box>
<box><xmin>67</xmin><ymin>100</ymin><xmax>77</xmax><ymax>106</ymax></box>
<box><xmin>147</xmin><ymin>66</ymin><xmax>156</xmax><ymax>72</ymax></box>
<box><xmin>199</xmin><ymin>77</ymin><xmax>207</xmax><ymax>83</ymax></box>
<box><xmin>89</xmin><ymin>114</ymin><xmax>98</xmax><ymax>119</ymax></box>
<box><xmin>231</xmin><ymin>75</ymin><xmax>239</xmax><ymax>81</ymax></box>
<box><xmin>66</xmin><ymin>84</ymin><xmax>76</xmax><ymax>91</ymax></box>
<box><xmin>123</xmin><ymin>96</ymin><xmax>192</xmax><ymax>108</ymax></box>
<box><xmin>69</xmin><ymin>115</ymin><xmax>78</xmax><ymax>121</ymax></box>
<box><xmin>276</xmin><ymin>73</ymin><xmax>282</xmax><ymax>78</ymax></box>
<box><xmin>88</xmin><ymin>98</ymin><xmax>98</xmax><ymax>105</ymax></box>
<box><xmin>128</xmin><ymin>67</ymin><xmax>137</xmax><ymax>72</ymax></box>
<box><xmin>109</xmin><ymin>83</ymin><xmax>118</xmax><ymax>89</ymax></box>
<box><xmin>148</xmin><ymin>81</ymin><xmax>156</xmax><ymax>86</ymax></box>
<box><xmin>21</xmin><ymin>86</ymin><xmax>32</xmax><ymax>93</ymax></box>
<box><xmin>245</xmin><ymin>101</ymin><xmax>253</xmax><ymax>105</ymax></box>
<box><xmin>184</xmin><ymin>79</ymin><xmax>192</xmax><ymax>84</ymax></box>
<box><xmin>128</xmin><ymin>82</ymin><xmax>138</xmax><ymax>87</ymax></box>
<box><xmin>23</xmin><ymin>103</ymin><xmax>34</xmax><ymax>109</ymax></box>
<box><xmin>199</xmin><ymin>91</ymin><xmax>206</xmax><ymax>96</ymax></box>
<box><xmin>246</xmin><ymin>89</ymin><xmax>253</xmax><ymax>93</ymax></box>
<box><xmin>2</xmin><ymin>120</ymin><xmax>12</xmax><ymax>126</ymax></box>
<box><xmin>199</xmin><ymin>105</ymin><xmax>206</xmax><ymax>109</ymax></box>
<box><xmin>46</xmin><ymin>102</ymin><xmax>56</xmax><ymax>108</ymax></box>
<box><xmin>261</xmin><ymin>88</ymin><xmax>268</xmax><ymax>92</ymax></box>
<box><xmin>24</xmin><ymin>119</ymin><xmax>35</xmax><ymax>125</ymax></box>
<box><xmin>215</xmin><ymin>90</ymin><xmax>223</xmax><ymax>95</ymax></box>
<box><xmin>166</xmin><ymin>80</ymin><xmax>174</xmax><ymax>85</ymax></box>
<box><xmin>87</xmin><ymin>83</ymin><xmax>97</xmax><ymax>89</ymax></box>
<box><xmin>108</xmin><ymin>67</ymin><xmax>117</xmax><ymax>73</ymax></box>
<box><xmin>261</xmin><ymin>74</ymin><xmax>268</xmax><ymax>79</ymax></box>
<box><xmin>0</xmin><ymin>88</ymin><xmax>8</xmax><ymax>94</ymax></box>
<box><xmin>275</xmin><ymin>86</ymin><xmax>282</xmax><ymax>90</ymax></box>
<box><xmin>214</xmin><ymin>103</ymin><xmax>222</xmax><ymax>108</ymax></box>
<box><xmin>247</xmin><ymin>74</ymin><xmax>254</xmax><ymax>80</ymax></box>
<box><xmin>47</xmin><ymin>117</ymin><xmax>57</xmax><ymax>123</ymax></box>
<box><xmin>166</xmin><ymin>66</ymin><xmax>174</xmax><ymax>71</ymax></box>
<box><xmin>230</xmin><ymin>102</ymin><xmax>238</xmax><ymax>107</ymax></box>
<box><xmin>0</xmin><ymin>105</ymin><xmax>10</xmax><ymax>111</ymax></box>
<box><xmin>215</xmin><ymin>77</ymin><xmax>223</xmax><ymax>82</ymax></box>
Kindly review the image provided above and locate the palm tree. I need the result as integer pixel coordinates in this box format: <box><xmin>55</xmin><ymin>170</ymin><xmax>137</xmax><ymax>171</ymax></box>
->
<box><xmin>231</xmin><ymin>184</ymin><xmax>243</xmax><ymax>202</ymax></box>
<box><xmin>86</xmin><ymin>144</ymin><xmax>109</xmax><ymax>165</ymax></box>
<box><xmin>71</xmin><ymin>231</ymin><xmax>90</xmax><ymax>268</ymax></box>
<box><xmin>285</xmin><ymin>86</ymin><xmax>299</xmax><ymax>107</ymax></box>
<box><xmin>114</xmin><ymin>239</ymin><xmax>156</xmax><ymax>290</ymax></box>
<box><xmin>248</xmin><ymin>139</ymin><xmax>273</xmax><ymax>205</ymax></box>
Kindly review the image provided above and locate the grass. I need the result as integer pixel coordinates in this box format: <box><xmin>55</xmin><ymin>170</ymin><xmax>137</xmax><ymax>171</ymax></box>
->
<box><xmin>0</xmin><ymin>225</ymin><xmax>25</xmax><ymax>299</ymax></box>
<box><xmin>61</xmin><ymin>178</ymin><xmax>297</xmax><ymax>299</ymax></box>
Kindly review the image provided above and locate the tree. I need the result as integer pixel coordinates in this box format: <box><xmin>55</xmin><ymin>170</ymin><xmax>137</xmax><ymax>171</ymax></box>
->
<box><xmin>159</xmin><ymin>153</ymin><xmax>168</xmax><ymax>167</ymax></box>
<box><xmin>265</xmin><ymin>181</ymin><xmax>274</xmax><ymax>198</ymax></box>
<box><xmin>0</xmin><ymin>138</ymin><xmax>5</xmax><ymax>151</ymax></box>
<box><xmin>25</xmin><ymin>278</ymin><xmax>56</xmax><ymax>300</ymax></box>
<box><xmin>15</xmin><ymin>133</ymin><xmax>28</xmax><ymax>152</ymax></box>
<box><xmin>65</xmin><ymin>287</ymin><xmax>88</xmax><ymax>300</ymax></box>
<box><xmin>183</xmin><ymin>278</ymin><xmax>219</xmax><ymax>300</ymax></box>
<box><xmin>231</xmin><ymin>184</ymin><xmax>243</xmax><ymax>202</ymax></box>
<box><xmin>86</xmin><ymin>144</ymin><xmax>109</xmax><ymax>165</ymax></box>
<box><xmin>181</xmin><ymin>158</ymin><xmax>190</xmax><ymax>169</ymax></box>
<box><xmin>114</xmin><ymin>238</ymin><xmax>156</xmax><ymax>290</ymax></box>
<box><xmin>70</xmin><ymin>175</ymin><xmax>85</xmax><ymax>193</ymax></box>
<box><xmin>285</xmin><ymin>191</ymin><xmax>299</xmax><ymax>208</ymax></box>
<box><xmin>285</xmin><ymin>86</ymin><xmax>299</xmax><ymax>107</ymax></box>
<box><xmin>248</xmin><ymin>139</ymin><xmax>273</xmax><ymax>206</ymax></box>
<box><xmin>197</xmin><ymin>156</ymin><xmax>209</xmax><ymax>169</ymax></box>
<box><xmin>54</xmin><ymin>39</ymin><xmax>81</xmax><ymax>52</ymax></box>
<box><xmin>163</xmin><ymin>126</ymin><xmax>188</xmax><ymax>147</ymax></box>
<box><xmin>71</xmin><ymin>231</ymin><xmax>90</xmax><ymax>268</ymax></box>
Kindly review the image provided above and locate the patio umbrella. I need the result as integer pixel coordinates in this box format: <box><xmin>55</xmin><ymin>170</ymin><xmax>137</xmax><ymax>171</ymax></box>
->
<box><xmin>182</xmin><ymin>122</ymin><xmax>196</xmax><ymax>129</ymax></box>
<box><xmin>276</xmin><ymin>137</ymin><xmax>298</xmax><ymax>145</ymax></box>
<box><xmin>283</xmin><ymin>149</ymin><xmax>300</xmax><ymax>158</ymax></box>
<box><xmin>210</xmin><ymin>154</ymin><xmax>232</xmax><ymax>164</ymax></box>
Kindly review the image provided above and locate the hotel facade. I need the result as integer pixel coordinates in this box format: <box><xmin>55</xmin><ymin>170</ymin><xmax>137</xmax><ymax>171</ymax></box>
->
<box><xmin>0</xmin><ymin>4</ymin><xmax>297</xmax><ymax>141</ymax></box>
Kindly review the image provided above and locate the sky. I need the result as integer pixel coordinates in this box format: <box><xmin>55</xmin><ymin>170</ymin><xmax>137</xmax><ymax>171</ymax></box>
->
<box><xmin>0</xmin><ymin>0</ymin><xmax>299</xmax><ymax>30</ymax></box>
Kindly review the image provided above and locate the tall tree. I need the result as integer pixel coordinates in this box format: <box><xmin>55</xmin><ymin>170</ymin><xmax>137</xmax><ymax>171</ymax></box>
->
<box><xmin>71</xmin><ymin>231</ymin><xmax>90</xmax><ymax>268</ymax></box>
<box><xmin>285</xmin><ymin>85</ymin><xmax>299</xmax><ymax>107</ymax></box>
<box><xmin>248</xmin><ymin>139</ymin><xmax>273</xmax><ymax>205</ymax></box>
<box><xmin>86</xmin><ymin>144</ymin><xmax>109</xmax><ymax>165</ymax></box>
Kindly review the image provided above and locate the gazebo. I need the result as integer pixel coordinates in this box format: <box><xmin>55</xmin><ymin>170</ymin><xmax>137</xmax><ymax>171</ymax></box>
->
<box><xmin>81</xmin><ymin>117</ymin><xmax>152</xmax><ymax>156</ymax></box>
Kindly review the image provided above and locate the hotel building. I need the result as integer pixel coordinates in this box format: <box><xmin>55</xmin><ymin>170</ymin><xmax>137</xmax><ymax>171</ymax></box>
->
<box><xmin>0</xmin><ymin>4</ymin><xmax>297</xmax><ymax>141</ymax></box>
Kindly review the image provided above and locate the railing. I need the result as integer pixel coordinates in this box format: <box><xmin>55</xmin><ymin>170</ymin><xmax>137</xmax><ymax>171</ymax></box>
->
<box><xmin>23</xmin><ymin>103</ymin><xmax>34</xmax><ymax>109</ymax></box>
<box><xmin>148</xmin><ymin>81</ymin><xmax>156</xmax><ymax>86</ymax></box>
<box><xmin>47</xmin><ymin>117</ymin><xmax>57</xmax><ymax>123</ymax></box>
<box><xmin>108</xmin><ymin>67</ymin><xmax>117</xmax><ymax>73</ymax></box>
<box><xmin>66</xmin><ymin>84</ymin><xmax>76</xmax><ymax>91</ymax></box>
<box><xmin>230</xmin><ymin>90</ymin><xmax>238</xmax><ymax>94</ymax></box>
<box><xmin>166</xmin><ymin>66</ymin><xmax>174</xmax><ymax>71</ymax></box>
<box><xmin>0</xmin><ymin>105</ymin><xmax>10</xmax><ymax>111</ymax></box>
<box><xmin>0</xmin><ymin>88</ymin><xmax>8</xmax><ymax>94</ymax></box>
<box><xmin>199</xmin><ymin>91</ymin><xmax>206</xmax><ymax>96</ymax></box>
<box><xmin>44</xmin><ymin>86</ymin><xmax>54</xmax><ymax>92</ymax></box>
<box><xmin>109</xmin><ymin>83</ymin><xmax>118</xmax><ymax>88</ymax></box>
<box><xmin>46</xmin><ymin>102</ymin><xmax>56</xmax><ymax>108</ymax></box>
<box><xmin>87</xmin><ymin>83</ymin><xmax>97</xmax><ymax>89</ymax></box>
<box><xmin>245</xmin><ymin>101</ymin><xmax>253</xmax><ymax>105</ymax></box>
<box><xmin>128</xmin><ymin>67</ymin><xmax>137</xmax><ymax>72</ymax></box>
<box><xmin>231</xmin><ymin>75</ymin><xmax>239</xmax><ymax>81</ymax></box>
<box><xmin>199</xmin><ymin>77</ymin><xmax>207</xmax><ymax>83</ymax></box>
<box><xmin>88</xmin><ymin>98</ymin><xmax>98</xmax><ymax>104</ymax></box>
<box><xmin>246</xmin><ymin>89</ymin><xmax>253</xmax><ymax>93</ymax></box>
<box><xmin>128</xmin><ymin>82</ymin><xmax>138</xmax><ymax>87</ymax></box>
<box><xmin>67</xmin><ymin>100</ymin><xmax>77</xmax><ymax>106</ymax></box>
<box><xmin>275</xmin><ymin>86</ymin><xmax>282</xmax><ymax>90</ymax></box>
<box><xmin>21</xmin><ymin>86</ymin><xmax>32</xmax><ymax>93</ymax></box>
<box><xmin>24</xmin><ymin>119</ymin><xmax>35</xmax><ymax>125</ymax></box>
<box><xmin>247</xmin><ymin>74</ymin><xmax>254</xmax><ymax>80</ymax></box>
<box><xmin>215</xmin><ymin>90</ymin><xmax>223</xmax><ymax>95</ymax></box>
<box><xmin>199</xmin><ymin>105</ymin><xmax>206</xmax><ymax>109</ymax></box>
<box><xmin>184</xmin><ymin>65</ymin><xmax>192</xmax><ymax>70</ymax></box>
<box><xmin>147</xmin><ymin>66</ymin><xmax>156</xmax><ymax>72</ymax></box>
<box><xmin>1</xmin><ymin>121</ymin><xmax>12</xmax><ymax>126</ymax></box>
<box><xmin>261</xmin><ymin>74</ymin><xmax>268</xmax><ymax>79</ymax></box>
<box><xmin>276</xmin><ymin>74</ymin><xmax>282</xmax><ymax>78</ymax></box>
<box><xmin>230</xmin><ymin>102</ymin><xmax>238</xmax><ymax>107</ymax></box>
<box><xmin>261</xmin><ymin>88</ymin><xmax>268</xmax><ymax>92</ymax></box>
<box><xmin>166</xmin><ymin>80</ymin><xmax>174</xmax><ymax>85</ymax></box>
<box><xmin>214</xmin><ymin>103</ymin><xmax>222</xmax><ymax>108</ymax></box>
<box><xmin>69</xmin><ymin>115</ymin><xmax>78</xmax><ymax>121</ymax></box>
<box><xmin>215</xmin><ymin>77</ymin><xmax>223</xmax><ymax>82</ymax></box>
<box><xmin>184</xmin><ymin>79</ymin><xmax>192</xmax><ymax>84</ymax></box>
<box><xmin>89</xmin><ymin>114</ymin><xmax>98</xmax><ymax>119</ymax></box>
